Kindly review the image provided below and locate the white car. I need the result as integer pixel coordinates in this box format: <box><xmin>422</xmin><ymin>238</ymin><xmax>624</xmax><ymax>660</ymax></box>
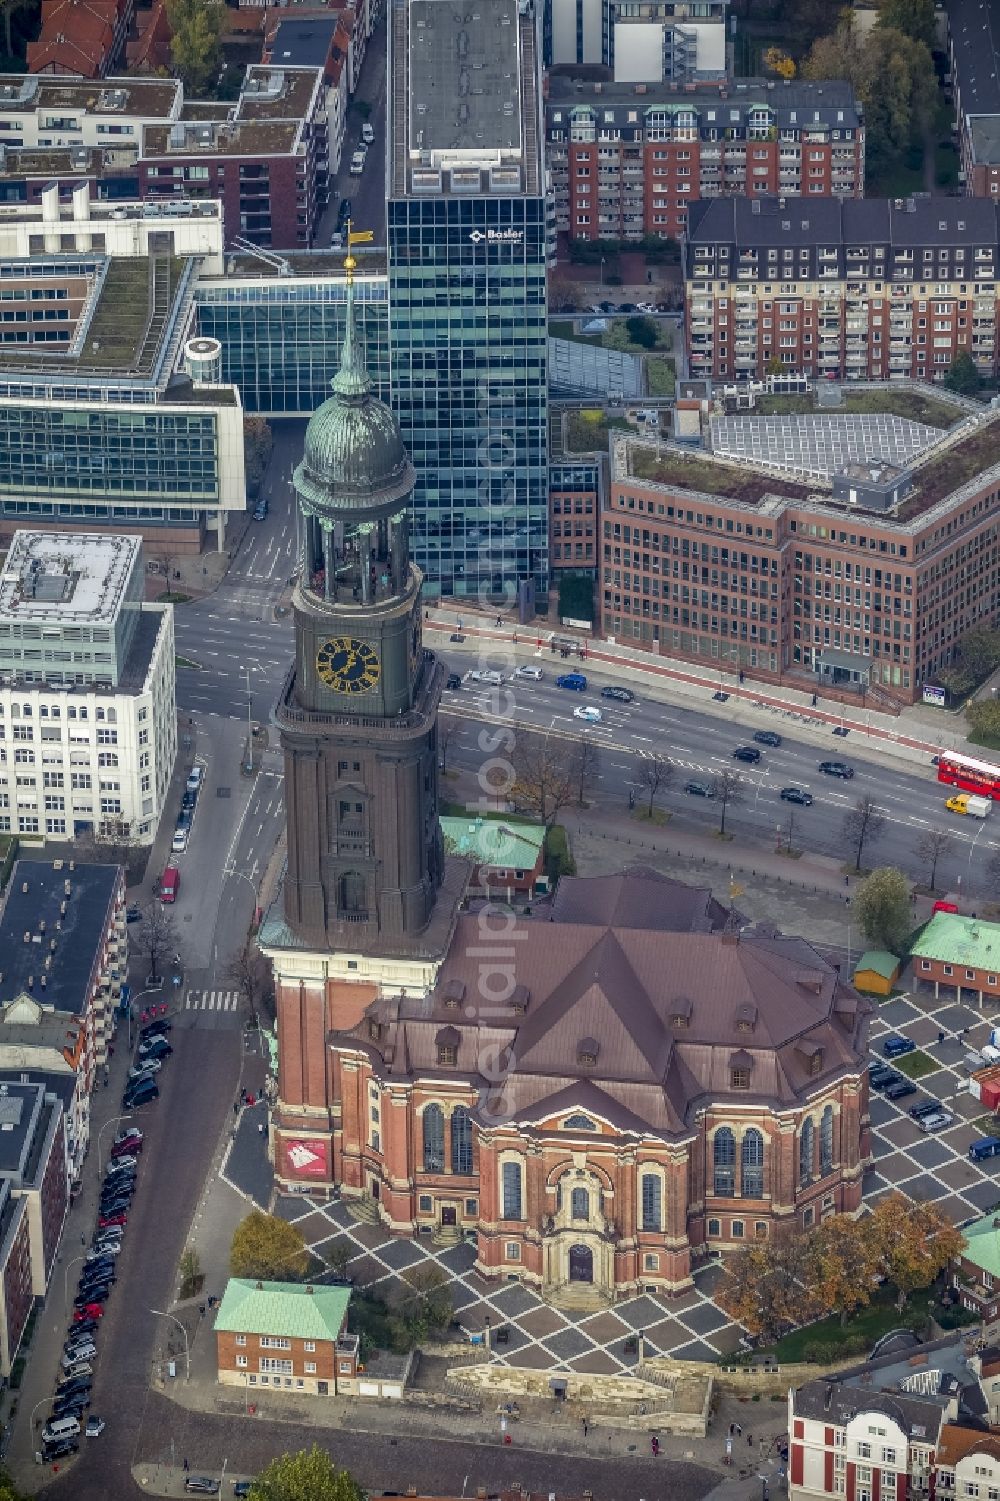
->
<box><xmin>106</xmin><ymin>1155</ymin><xmax>138</xmax><ymax>1174</ymax></box>
<box><xmin>185</xmin><ymin>765</ymin><xmax>204</xmax><ymax>793</ymax></box>
<box><xmin>574</xmin><ymin>705</ymin><xmax>603</xmax><ymax>723</ymax></box>
<box><xmin>512</xmin><ymin>665</ymin><xmax>543</xmax><ymax>681</ymax></box>
<box><xmin>171</xmin><ymin>827</ymin><xmax>189</xmax><ymax>854</ymax></box>
<box><xmin>350</xmin><ymin>150</ymin><xmax>366</xmax><ymax>174</ymax></box>
<box><xmin>85</xmin><ymin>1416</ymin><xmax>105</xmax><ymax>1439</ymax></box>
<box><xmin>919</xmin><ymin>1110</ymin><xmax>954</xmax><ymax>1133</ymax></box>
<box><xmin>468</xmin><ymin>669</ymin><xmax>504</xmax><ymax>687</ymax></box>
<box><xmin>636</xmin><ymin>302</ymin><xmax>656</xmax><ymax>313</ymax></box>
<box><xmin>128</xmin><ymin>1060</ymin><xmax>161</xmax><ymax>1080</ymax></box>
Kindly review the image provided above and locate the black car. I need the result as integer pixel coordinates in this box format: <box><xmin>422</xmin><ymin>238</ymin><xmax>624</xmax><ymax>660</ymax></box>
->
<box><xmin>122</xmin><ymin>1083</ymin><xmax>159</xmax><ymax>1109</ymax></box>
<box><xmin>884</xmin><ymin>1077</ymin><xmax>917</xmax><ymax>1101</ymax></box>
<box><xmin>125</xmin><ymin>904</ymin><xmax>141</xmax><ymax>924</ymax></box>
<box><xmin>41</xmin><ymin>1439</ymin><xmax>79</xmax><ymax>1462</ymax></box>
<box><xmin>818</xmin><ymin>760</ymin><xmax>855</xmax><ymax>778</ymax></box>
<box><xmin>780</xmin><ymin>786</ymin><xmax>813</xmax><ymax>806</ymax></box>
<box><xmin>138</xmin><ymin>1040</ymin><xmax>172</xmax><ymax>1060</ymax></box>
<box><xmin>732</xmin><ymin>746</ymin><xmax>761</xmax><ymax>764</ymax></box>
<box><xmin>51</xmin><ymin>1394</ymin><xmax>91</xmax><ymax>1417</ymax></box>
<box><xmin>184</xmin><ymin>1480</ymin><xmax>221</xmax><ymax>1496</ymax></box>
<box><xmin>73</xmin><ymin>1288</ymin><xmax>110</xmax><ymax>1310</ymax></box>
<box><xmin>104</xmin><ymin>1167</ymin><xmax>137</xmax><ymax>1188</ymax></box>
<box><xmin>337</xmin><ymin>198</ymin><xmax>352</xmax><ymax>227</ymax></box>
<box><xmin>98</xmin><ymin>1198</ymin><xmax>130</xmax><ymax>1219</ymax></box>
<box><xmin>909</xmin><ymin>1099</ymin><xmax>944</xmax><ymax>1121</ymax></box>
<box><xmin>69</xmin><ymin>1317</ymin><xmax>100</xmax><ymax>1339</ymax></box>
<box><xmin>139</xmin><ymin>1018</ymin><xmax>171</xmax><ymax>1039</ymax></box>
<box><xmin>684</xmin><ymin>780</ymin><xmax>715</xmax><ymax>797</ymax></box>
<box><xmin>600</xmin><ymin>686</ymin><xmax>635</xmax><ymax>703</ymax></box>
<box><xmin>753</xmin><ymin>730</ymin><xmax>782</xmax><ymax>748</ymax></box>
<box><xmin>181</xmin><ymin>789</ymin><xmax>196</xmax><ymax>810</ymax></box>
<box><xmin>78</xmin><ymin>1274</ymin><xmax>115</xmax><ymax>1297</ymax></box>
<box><xmin>445</xmin><ymin>673</ymin><xmax>462</xmax><ymax>690</ymax></box>
<box><xmin>55</xmin><ymin>1376</ymin><xmax>92</xmax><ymax>1397</ymax></box>
<box><xmin>868</xmin><ymin>1066</ymin><xmax>899</xmax><ymax>1090</ymax></box>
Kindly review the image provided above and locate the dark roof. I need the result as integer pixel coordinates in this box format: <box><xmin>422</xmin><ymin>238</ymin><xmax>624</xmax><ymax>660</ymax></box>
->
<box><xmin>345</xmin><ymin>871</ymin><xmax>870</xmax><ymax>1136</ymax></box>
<box><xmin>685</xmin><ymin>194</ymin><xmax>1000</xmax><ymax>249</ymax></box>
<box><xmin>0</xmin><ymin>861</ymin><xmax>120</xmax><ymax>1015</ymax></box>
<box><xmin>0</xmin><ymin>1067</ymin><xmax>76</xmax><ymax>1113</ymax></box>
<box><xmin>0</xmin><ymin>1081</ymin><xmax>48</xmax><ymax>1180</ymax></box>
<box><xmin>546</xmin><ymin>75</ymin><xmax>860</xmax><ymax>129</ymax></box>
<box><xmin>793</xmin><ymin>1380</ymin><xmax>947</xmax><ymax>1436</ymax></box>
<box><xmin>269</xmin><ymin>16</ymin><xmax>340</xmax><ymax>66</ymax></box>
<box><xmin>949</xmin><ymin>0</ymin><xmax>1000</xmax><ymax>122</ymax></box>
<box><xmin>550</xmin><ymin>867</ymin><xmax>731</xmax><ymax>931</ymax></box>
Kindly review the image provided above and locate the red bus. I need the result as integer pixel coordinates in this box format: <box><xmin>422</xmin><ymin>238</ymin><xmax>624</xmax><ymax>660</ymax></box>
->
<box><xmin>937</xmin><ymin>750</ymin><xmax>1000</xmax><ymax>799</ymax></box>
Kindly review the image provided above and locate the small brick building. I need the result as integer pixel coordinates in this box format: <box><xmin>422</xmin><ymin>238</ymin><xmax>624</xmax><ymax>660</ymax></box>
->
<box><xmin>911</xmin><ymin>912</ymin><xmax>1000</xmax><ymax>1007</ymax></box>
<box><xmin>214</xmin><ymin>1279</ymin><xmax>358</xmax><ymax>1397</ymax></box>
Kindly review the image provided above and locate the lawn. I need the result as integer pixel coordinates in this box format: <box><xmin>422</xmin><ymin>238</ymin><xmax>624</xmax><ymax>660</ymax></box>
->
<box><xmin>564</xmin><ymin>409</ymin><xmax>630</xmax><ymax>454</ymax></box>
<box><xmin>891</xmin><ymin>1049</ymin><xmax>940</xmax><ymax>1080</ymax></box>
<box><xmin>646</xmin><ymin>356</ymin><xmax>676</xmax><ymax>397</ymax></box>
<box><xmin>754</xmin><ymin>390</ymin><xmax>961</xmax><ymax>428</ymax></box>
<box><xmin>757</xmin><ymin>1290</ymin><xmax>925</xmax><ymax>1365</ymax></box>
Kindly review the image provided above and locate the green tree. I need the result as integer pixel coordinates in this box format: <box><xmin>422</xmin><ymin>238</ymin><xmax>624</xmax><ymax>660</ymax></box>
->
<box><xmin>877</xmin><ymin>0</ymin><xmax>936</xmax><ymax>50</ymax></box>
<box><xmin>166</xmin><ymin>0</ymin><xmax>223</xmax><ymax>96</ymax></box>
<box><xmin>624</xmin><ymin>315</ymin><xmax>657</xmax><ymax>350</ymax></box>
<box><xmin>0</xmin><ymin>0</ymin><xmax>33</xmax><ymax>59</ymax></box>
<box><xmin>854</xmin><ymin>866</ymin><xmax>912</xmax><ymax>953</ymax></box>
<box><xmin>968</xmin><ymin>697</ymin><xmax>1000</xmax><ymax>743</ymax></box>
<box><xmin>248</xmin><ymin>1445</ymin><xmax>365</xmax><ymax>1501</ymax></box>
<box><xmin>230</xmin><ymin>1210</ymin><xmax>309</xmax><ymax>1282</ymax></box>
<box><xmin>943</xmin><ymin>350</ymin><xmax>981</xmax><ymax>396</ymax></box>
<box><xmin>803</xmin><ymin>22</ymin><xmax>937</xmax><ymax>175</ymax></box>
<box><xmin>244</xmin><ymin>416</ymin><xmax>274</xmax><ymax>494</ymax></box>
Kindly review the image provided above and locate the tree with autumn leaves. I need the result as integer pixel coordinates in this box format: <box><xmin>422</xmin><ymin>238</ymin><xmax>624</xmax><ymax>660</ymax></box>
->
<box><xmin>719</xmin><ymin>1194</ymin><xmax>964</xmax><ymax>1343</ymax></box>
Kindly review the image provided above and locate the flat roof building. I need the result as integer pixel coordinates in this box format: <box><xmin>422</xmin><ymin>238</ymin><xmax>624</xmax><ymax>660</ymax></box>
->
<box><xmin>0</xmin><ymin>531</ymin><xmax>176</xmax><ymax>844</ymax></box>
<box><xmin>387</xmin><ymin>0</ymin><xmax>549</xmax><ymax>599</ymax></box>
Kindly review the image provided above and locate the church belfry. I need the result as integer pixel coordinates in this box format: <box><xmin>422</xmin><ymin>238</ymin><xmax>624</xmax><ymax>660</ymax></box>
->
<box><xmin>275</xmin><ymin>249</ymin><xmax>447</xmax><ymax>953</ymax></box>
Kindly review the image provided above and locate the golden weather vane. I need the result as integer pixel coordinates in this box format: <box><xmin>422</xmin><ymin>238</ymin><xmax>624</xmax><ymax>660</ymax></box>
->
<box><xmin>343</xmin><ymin>220</ymin><xmax>374</xmax><ymax>284</ymax></box>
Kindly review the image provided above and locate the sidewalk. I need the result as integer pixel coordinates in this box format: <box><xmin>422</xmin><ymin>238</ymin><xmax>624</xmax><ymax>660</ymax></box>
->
<box><xmin>425</xmin><ymin>606</ymin><xmax>965</xmax><ymax>775</ymax></box>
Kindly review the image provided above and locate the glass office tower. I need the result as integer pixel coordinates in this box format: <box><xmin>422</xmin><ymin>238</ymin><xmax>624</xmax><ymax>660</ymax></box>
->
<box><xmin>387</xmin><ymin>0</ymin><xmax>549</xmax><ymax>601</ymax></box>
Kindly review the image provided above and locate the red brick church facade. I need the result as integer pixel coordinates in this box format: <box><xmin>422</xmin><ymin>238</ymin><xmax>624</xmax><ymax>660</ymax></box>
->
<box><xmin>266</xmin><ymin>871</ymin><xmax>871</xmax><ymax>1299</ymax></box>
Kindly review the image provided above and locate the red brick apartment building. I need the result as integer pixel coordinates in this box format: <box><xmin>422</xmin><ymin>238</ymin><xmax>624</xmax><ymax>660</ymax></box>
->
<box><xmin>547</xmin><ymin>77</ymin><xmax>863</xmax><ymax>243</ymax></box>
<box><xmin>548</xmin><ymin>455</ymin><xmax>603</xmax><ymax>576</ymax></box>
<box><xmin>601</xmin><ymin>406</ymin><xmax>1000</xmax><ymax>702</ymax></box>
<box><xmin>684</xmin><ymin>195</ymin><xmax>1000</xmax><ymax>383</ymax></box>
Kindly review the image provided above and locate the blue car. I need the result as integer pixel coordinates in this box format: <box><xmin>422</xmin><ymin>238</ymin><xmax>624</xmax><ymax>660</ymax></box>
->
<box><xmin>882</xmin><ymin>1036</ymin><xmax>916</xmax><ymax>1059</ymax></box>
<box><xmin>556</xmin><ymin>672</ymin><xmax>587</xmax><ymax>691</ymax></box>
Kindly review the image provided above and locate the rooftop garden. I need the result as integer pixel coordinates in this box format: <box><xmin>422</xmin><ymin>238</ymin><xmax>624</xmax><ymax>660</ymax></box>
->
<box><xmin>901</xmin><ymin>419</ymin><xmax>1000</xmax><ymax>518</ymax></box>
<box><xmin>755</xmin><ymin>389</ymin><xmax>965</xmax><ymax>429</ymax></box>
<box><xmin>628</xmin><ymin>444</ymin><xmax>814</xmax><ymax>504</ymax></box>
<box><xmin>564</xmin><ymin>408</ymin><xmax>630</xmax><ymax>454</ymax></box>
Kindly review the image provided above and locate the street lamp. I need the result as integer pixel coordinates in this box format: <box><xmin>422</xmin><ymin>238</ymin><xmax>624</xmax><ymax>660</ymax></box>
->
<box><xmin>30</xmin><ymin>1395</ymin><xmax>53</xmax><ymax>1443</ymax></box>
<box><xmin>128</xmin><ymin>984</ymin><xmax>164</xmax><ymax>1052</ymax></box>
<box><xmin>64</xmin><ymin>1254</ymin><xmax>85</xmax><ymax>1318</ymax></box>
<box><xmin>97</xmin><ymin>1113</ymin><xmax>132</xmax><ymax>1178</ymax></box>
<box><xmin>150</xmin><ymin>1307</ymin><xmax>190</xmax><ymax>1382</ymax></box>
<box><xmin>969</xmin><ymin>821</ymin><xmax>987</xmax><ymax>886</ymax></box>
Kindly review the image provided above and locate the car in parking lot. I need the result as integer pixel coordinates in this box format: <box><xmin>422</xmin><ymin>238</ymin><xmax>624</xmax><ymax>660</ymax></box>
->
<box><xmin>600</xmin><ymin>685</ymin><xmax>635</xmax><ymax>703</ymax></box>
<box><xmin>868</xmin><ymin>1065</ymin><xmax>900</xmax><ymax>1090</ymax></box>
<box><xmin>184</xmin><ymin>1479</ymin><xmax>221</xmax><ymax>1495</ymax></box>
<box><xmin>884</xmin><ymin>1077</ymin><xmax>917</xmax><ymax>1101</ymax></box>
<box><xmin>732</xmin><ymin>746</ymin><xmax>761</xmax><ymax>764</ymax></box>
<box><xmin>232</xmin><ymin>1484</ymin><xmax>253</xmax><ymax>1499</ymax></box>
<box><xmin>684</xmin><ymin>780</ymin><xmax>715</xmax><ymax>798</ymax></box>
<box><xmin>919</xmin><ymin>1110</ymin><xmax>954</xmax><ymax>1133</ymax></box>
<box><xmin>445</xmin><ymin>673</ymin><xmax>462</xmax><ymax>690</ymax></box>
<box><xmin>574</xmin><ymin>705</ymin><xmax>602</xmax><ymax>723</ymax></box>
<box><xmin>908</xmin><ymin>1098</ymin><xmax>943</xmax><ymax>1121</ymax></box>
<box><xmin>818</xmin><ymin>760</ymin><xmax>855</xmax><ymax>779</ymax></box>
<box><xmin>41</xmin><ymin>1438</ymin><xmax>80</xmax><ymax>1462</ymax></box>
<box><xmin>883</xmin><ymin>1035</ymin><xmax>916</xmax><ymax>1059</ymax></box>
<box><xmin>85</xmin><ymin>1416</ymin><xmax>106</xmax><ymax>1438</ymax></box>
<box><xmin>970</xmin><ymin>1136</ymin><xmax>1000</xmax><ymax>1160</ymax></box>
<box><xmin>779</xmin><ymin>786</ymin><xmax>813</xmax><ymax>806</ymax></box>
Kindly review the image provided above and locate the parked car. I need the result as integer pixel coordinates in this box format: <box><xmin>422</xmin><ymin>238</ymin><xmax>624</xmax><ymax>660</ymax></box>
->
<box><xmin>175</xmin><ymin>808</ymin><xmax>192</xmax><ymax>832</ymax></box>
<box><xmin>111</xmin><ymin>1132</ymin><xmax>143</xmax><ymax>1152</ymax></box>
<box><xmin>51</xmin><ymin>1393</ymin><xmax>91</xmax><ymax>1418</ymax></box>
<box><xmin>98</xmin><ymin>1211</ymin><xmax>128</xmax><ymax>1229</ymax></box>
<box><xmin>337</xmin><ymin>198</ymin><xmax>352</xmax><ymax>228</ymax></box>
<box><xmin>600</xmin><ymin>685</ymin><xmax>635</xmax><ymax>703</ymax></box>
<box><xmin>68</xmin><ymin>1317</ymin><xmax>101</xmax><ymax>1338</ymax></box>
<box><xmin>74</xmin><ymin>1288</ymin><xmax>110</xmax><ymax>1310</ymax></box>
<box><xmin>122</xmin><ymin>1081</ymin><xmax>158</xmax><ymax>1110</ymax></box>
<box><xmin>126</xmin><ymin>904</ymin><xmax>141</xmax><ymax>924</ymax></box>
<box><xmin>106</xmin><ymin>1154</ymin><xmax>138</xmax><ymax>1175</ymax></box>
<box><xmin>184</xmin><ymin>1479</ymin><xmax>221</xmax><ymax>1496</ymax></box>
<box><xmin>573</xmin><ymin>705</ymin><xmax>602</xmax><ymax>723</ymax></box>
<box><xmin>40</xmin><ymin>1437</ymin><xmax>80</xmax><ymax>1461</ymax></box>
<box><xmin>138</xmin><ymin>1039</ymin><xmax>173</xmax><ymax>1060</ymax></box>
<box><xmin>361</xmin><ymin>122</ymin><xmax>375</xmax><ymax>145</ymax></box>
<box><xmin>753</xmin><ymin>730</ymin><xmax>782</xmax><ymax>747</ymax></box>
<box><xmin>970</xmin><ymin>1136</ymin><xmax>1000</xmax><ymax>1161</ymax></box>
<box><xmin>909</xmin><ymin>1099</ymin><xmax>943</xmax><ymax>1120</ymax></box>
<box><xmin>684</xmin><ymin>780</ymin><xmax>714</xmax><ymax>798</ymax></box>
<box><xmin>79</xmin><ymin>1271</ymin><xmax>116</xmax><ymax>1294</ymax></box>
<box><xmin>883</xmin><ymin>1035</ymin><xmax>916</xmax><ymax>1059</ymax></box>
<box><xmin>445</xmin><ymin>673</ymin><xmax>462</xmax><ymax>691</ymax></box>
<box><xmin>61</xmin><ymin>1351</ymin><xmax>95</xmax><ymax>1374</ymax></box>
<box><xmin>186</xmin><ymin>766</ymin><xmax>204</xmax><ymax>793</ymax></box>
<box><xmin>85</xmin><ymin>1416</ymin><xmax>106</xmax><ymax>1438</ymax></box>
<box><xmin>732</xmin><ymin>746</ymin><xmax>761</xmax><ymax>764</ymax></box>
<box><xmin>181</xmin><ymin>789</ymin><xmax>196</xmax><ymax>811</ymax></box>
<box><xmin>919</xmin><ymin>1110</ymin><xmax>954</xmax><ymax>1133</ymax></box>
<box><xmin>868</xmin><ymin>1066</ymin><xmax>900</xmax><ymax>1090</ymax></box>
<box><xmin>232</xmin><ymin>1485</ymin><xmax>253</xmax><ymax>1499</ymax></box>
<box><xmin>140</xmin><ymin>1019</ymin><xmax>171</xmax><ymax>1039</ymax></box>
<box><xmin>128</xmin><ymin>1059</ymin><xmax>162</xmax><ymax>1080</ymax></box>
<box><xmin>818</xmin><ymin>761</ymin><xmax>855</xmax><ymax>778</ymax></box>
<box><xmin>41</xmin><ymin>1417</ymin><xmax>81</xmax><ymax>1445</ymax></box>
<box><xmin>884</xmin><ymin>1077</ymin><xmax>917</xmax><ymax>1101</ymax></box>
<box><xmin>171</xmin><ymin>827</ymin><xmax>189</xmax><ymax>854</ymax></box>
<box><xmin>779</xmin><ymin>786</ymin><xmax>813</xmax><ymax>806</ymax></box>
<box><xmin>55</xmin><ymin>1377</ymin><xmax>92</xmax><ymax>1399</ymax></box>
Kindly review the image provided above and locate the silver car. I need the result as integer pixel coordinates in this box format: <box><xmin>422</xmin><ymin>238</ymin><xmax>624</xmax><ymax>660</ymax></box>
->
<box><xmin>918</xmin><ymin>1110</ymin><xmax>954</xmax><ymax>1133</ymax></box>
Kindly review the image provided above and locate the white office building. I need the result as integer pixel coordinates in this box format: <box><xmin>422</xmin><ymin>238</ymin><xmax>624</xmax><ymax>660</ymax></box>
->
<box><xmin>0</xmin><ymin>531</ymin><xmax>176</xmax><ymax>846</ymax></box>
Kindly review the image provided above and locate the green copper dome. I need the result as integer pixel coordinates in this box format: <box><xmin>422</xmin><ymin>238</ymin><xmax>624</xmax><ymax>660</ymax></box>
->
<box><xmin>294</xmin><ymin>279</ymin><xmax>414</xmax><ymax>518</ymax></box>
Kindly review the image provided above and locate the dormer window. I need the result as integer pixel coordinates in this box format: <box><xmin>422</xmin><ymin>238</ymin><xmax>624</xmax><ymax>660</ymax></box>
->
<box><xmin>670</xmin><ymin>995</ymin><xmax>693</xmax><ymax>1029</ymax></box>
<box><xmin>672</xmin><ymin>1014</ymin><xmax>689</xmax><ymax>1029</ymax></box>
<box><xmin>577</xmin><ymin>1037</ymin><xmax>599</xmax><ymax>1068</ymax></box>
<box><xmin>441</xmin><ymin>979</ymin><xmax>465</xmax><ymax>1011</ymax></box>
<box><xmin>810</xmin><ymin>1050</ymin><xmax>824</xmax><ymax>1076</ymax></box>
<box><xmin>729</xmin><ymin>1049</ymin><xmax>754</xmax><ymax>1091</ymax></box>
<box><xmin>735</xmin><ymin>1002</ymin><xmax>757</xmax><ymax>1034</ymax></box>
<box><xmin>368</xmin><ymin>1020</ymin><xmax>382</xmax><ymax>1042</ymax></box>
<box><xmin>510</xmin><ymin>985</ymin><xmax>529</xmax><ymax>1015</ymax></box>
<box><xmin>435</xmin><ymin>1026</ymin><xmax>460</xmax><ymax>1067</ymax></box>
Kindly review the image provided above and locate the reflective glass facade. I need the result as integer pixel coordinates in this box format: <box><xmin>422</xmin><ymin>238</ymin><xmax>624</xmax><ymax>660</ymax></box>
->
<box><xmin>195</xmin><ymin>277</ymin><xmax>390</xmax><ymax>416</ymax></box>
<box><xmin>387</xmin><ymin>197</ymin><xmax>549</xmax><ymax>599</ymax></box>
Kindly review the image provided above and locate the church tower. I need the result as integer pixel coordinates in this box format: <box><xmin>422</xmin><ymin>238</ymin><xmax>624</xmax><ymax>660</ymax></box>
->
<box><xmin>261</xmin><ymin>252</ymin><xmax>466</xmax><ymax>1194</ymax></box>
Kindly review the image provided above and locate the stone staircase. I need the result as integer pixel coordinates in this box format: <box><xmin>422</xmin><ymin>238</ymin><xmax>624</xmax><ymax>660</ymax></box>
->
<box><xmin>546</xmin><ymin>1280</ymin><xmax>611</xmax><ymax>1313</ymax></box>
<box><xmin>431</xmin><ymin>1222</ymin><xmax>462</xmax><ymax>1247</ymax></box>
<box><xmin>346</xmin><ymin>1195</ymin><xmax>380</xmax><ymax>1226</ymax></box>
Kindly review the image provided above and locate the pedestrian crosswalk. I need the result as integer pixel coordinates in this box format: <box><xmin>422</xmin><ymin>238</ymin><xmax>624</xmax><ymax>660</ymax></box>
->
<box><xmin>185</xmin><ymin>990</ymin><xmax>241</xmax><ymax>1013</ymax></box>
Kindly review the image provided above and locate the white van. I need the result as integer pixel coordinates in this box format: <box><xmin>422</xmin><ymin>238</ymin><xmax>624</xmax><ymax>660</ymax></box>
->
<box><xmin>361</xmin><ymin>123</ymin><xmax>375</xmax><ymax>145</ymax></box>
<box><xmin>42</xmin><ymin>1416</ymin><xmax>81</xmax><ymax>1444</ymax></box>
<box><xmin>350</xmin><ymin>150</ymin><xmax>366</xmax><ymax>175</ymax></box>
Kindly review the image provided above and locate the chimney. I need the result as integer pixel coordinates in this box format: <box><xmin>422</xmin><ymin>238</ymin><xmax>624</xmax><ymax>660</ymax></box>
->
<box><xmin>38</xmin><ymin>920</ymin><xmax>45</xmax><ymax>933</ymax></box>
<box><xmin>306</xmin><ymin>1285</ymin><xmax>313</xmax><ymax>1294</ymax></box>
<box><xmin>40</xmin><ymin>975</ymin><xmax>46</xmax><ymax>989</ymax></box>
<box><xmin>255</xmin><ymin>1281</ymin><xmax>263</xmax><ymax>1290</ymax></box>
<box><xmin>22</xmin><ymin>932</ymin><xmax>29</xmax><ymax>944</ymax></box>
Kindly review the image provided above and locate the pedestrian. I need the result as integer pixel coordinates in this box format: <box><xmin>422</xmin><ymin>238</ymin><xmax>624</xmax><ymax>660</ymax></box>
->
<box><xmin>80</xmin><ymin>1233</ymin><xmax>86</xmax><ymax>1247</ymax></box>
<box><xmin>258</xmin><ymin>1122</ymin><xmax>266</xmax><ymax>1135</ymax></box>
<box><xmin>747</xmin><ymin>1433</ymin><xmax>753</xmax><ymax>1447</ymax></box>
<box><xmin>729</xmin><ymin>1423</ymin><xmax>735</xmax><ymax>1437</ymax></box>
<box><xmin>582</xmin><ymin>1419</ymin><xmax>588</xmax><ymax>1438</ymax></box>
<box><xmin>183</xmin><ymin>1459</ymin><xmax>189</xmax><ymax>1473</ymax></box>
<box><xmin>234</xmin><ymin>1100</ymin><xmax>240</xmax><ymax>1116</ymax></box>
<box><xmin>938</xmin><ymin>1031</ymin><xmax>945</xmax><ymax>1044</ymax></box>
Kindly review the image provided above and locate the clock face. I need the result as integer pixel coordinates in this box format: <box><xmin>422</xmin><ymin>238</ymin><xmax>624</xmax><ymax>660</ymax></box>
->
<box><xmin>315</xmin><ymin>636</ymin><xmax>381</xmax><ymax>694</ymax></box>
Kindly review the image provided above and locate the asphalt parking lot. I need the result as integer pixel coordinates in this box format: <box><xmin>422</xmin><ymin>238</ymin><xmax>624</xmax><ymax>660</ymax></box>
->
<box><xmin>865</xmin><ymin>987</ymin><xmax>1000</xmax><ymax>1224</ymax></box>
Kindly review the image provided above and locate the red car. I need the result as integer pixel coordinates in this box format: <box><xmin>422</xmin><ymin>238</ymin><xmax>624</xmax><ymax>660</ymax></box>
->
<box><xmin>111</xmin><ymin>1138</ymin><xmax>142</xmax><ymax>1157</ymax></box>
<box><xmin>72</xmin><ymin>1305</ymin><xmax>105</xmax><ymax>1323</ymax></box>
<box><xmin>98</xmin><ymin>1210</ymin><xmax>127</xmax><ymax>1229</ymax></box>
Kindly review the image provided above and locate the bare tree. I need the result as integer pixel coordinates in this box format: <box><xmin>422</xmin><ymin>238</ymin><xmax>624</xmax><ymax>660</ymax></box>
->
<box><xmin>227</xmin><ymin>938</ymin><xmax>271</xmax><ymax>1026</ymax></box>
<box><xmin>511</xmin><ymin>734</ymin><xmax>575</xmax><ymax>826</ymax></box>
<box><xmin>438</xmin><ymin>715</ymin><xmax>457</xmax><ymax>775</ymax></box>
<box><xmin>635</xmin><ymin>751</ymin><xmax>672</xmax><ymax>817</ymax></box>
<box><xmin>915</xmin><ymin>828</ymin><xmax>952</xmax><ymax>893</ymax></box>
<box><xmin>132</xmin><ymin>901</ymin><xmax>179</xmax><ymax>987</ymax></box>
<box><xmin>711</xmin><ymin>769</ymin><xmax>743</xmax><ymax>837</ymax></box>
<box><xmin>572</xmin><ymin>739</ymin><xmax>601</xmax><ymax>807</ymax></box>
<box><xmin>843</xmin><ymin>794</ymin><xmax>886</xmax><ymax>874</ymax></box>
